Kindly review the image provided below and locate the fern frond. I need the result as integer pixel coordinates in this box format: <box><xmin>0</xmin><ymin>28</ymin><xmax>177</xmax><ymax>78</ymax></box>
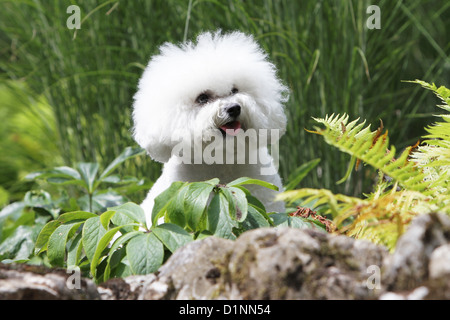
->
<box><xmin>277</xmin><ymin>188</ymin><xmax>364</xmax><ymax>218</ymax></box>
<box><xmin>283</xmin><ymin>80</ymin><xmax>450</xmax><ymax>251</ymax></box>
<box><xmin>311</xmin><ymin>113</ymin><xmax>431</xmax><ymax>192</ymax></box>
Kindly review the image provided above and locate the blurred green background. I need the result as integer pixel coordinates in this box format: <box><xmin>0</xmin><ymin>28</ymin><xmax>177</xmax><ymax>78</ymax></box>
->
<box><xmin>0</xmin><ymin>0</ymin><xmax>449</xmax><ymax>207</ymax></box>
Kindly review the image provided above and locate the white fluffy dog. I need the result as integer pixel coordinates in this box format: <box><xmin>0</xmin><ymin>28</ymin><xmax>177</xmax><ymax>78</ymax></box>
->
<box><xmin>132</xmin><ymin>31</ymin><xmax>289</xmax><ymax>228</ymax></box>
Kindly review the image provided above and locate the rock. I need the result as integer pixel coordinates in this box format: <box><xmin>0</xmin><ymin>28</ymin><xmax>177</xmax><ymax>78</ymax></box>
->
<box><xmin>0</xmin><ymin>264</ymin><xmax>99</xmax><ymax>300</ymax></box>
<box><xmin>224</xmin><ymin>228</ymin><xmax>387</xmax><ymax>299</ymax></box>
<box><xmin>139</xmin><ymin>236</ymin><xmax>234</xmax><ymax>300</ymax></box>
<box><xmin>2</xmin><ymin>213</ymin><xmax>450</xmax><ymax>300</ymax></box>
<box><xmin>382</xmin><ymin>212</ymin><xmax>450</xmax><ymax>291</ymax></box>
<box><xmin>429</xmin><ymin>244</ymin><xmax>450</xmax><ymax>279</ymax></box>
<box><xmin>133</xmin><ymin>227</ymin><xmax>388</xmax><ymax>300</ymax></box>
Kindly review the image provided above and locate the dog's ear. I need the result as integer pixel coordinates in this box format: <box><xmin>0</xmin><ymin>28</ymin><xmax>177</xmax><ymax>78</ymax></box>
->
<box><xmin>132</xmin><ymin>110</ymin><xmax>175</xmax><ymax>163</ymax></box>
<box><xmin>142</xmin><ymin>139</ymin><xmax>174</xmax><ymax>163</ymax></box>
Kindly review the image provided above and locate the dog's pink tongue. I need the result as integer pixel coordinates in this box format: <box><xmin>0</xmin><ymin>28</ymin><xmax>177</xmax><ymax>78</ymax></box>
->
<box><xmin>220</xmin><ymin>121</ymin><xmax>241</xmax><ymax>136</ymax></box>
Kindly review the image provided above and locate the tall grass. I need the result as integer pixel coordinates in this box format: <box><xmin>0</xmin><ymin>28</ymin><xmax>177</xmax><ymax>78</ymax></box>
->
<box><xmin>0</xmin><ymin>0</ymin><xmax>449</xmax><ymax>200</ymax></box>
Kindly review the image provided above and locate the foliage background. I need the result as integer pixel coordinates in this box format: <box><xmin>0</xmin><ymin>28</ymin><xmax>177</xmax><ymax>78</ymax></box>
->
<box><xmin>0</xmin><ymin>0</ymin><xmax>449</xmax><ymax>207</ymax></box>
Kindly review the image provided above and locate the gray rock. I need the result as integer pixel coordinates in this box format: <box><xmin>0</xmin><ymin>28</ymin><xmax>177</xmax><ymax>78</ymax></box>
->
<box><xmin>383</xmin><ymin>212</ymin><xmax>450</xmax><ymax>291</ymax></box>
<box><xmin>2</xmin><ymin>213</ymin><xmax>450</xmax><ymax>300</ymax></box>
<box><xmin>134</xmin><ymin>227</ymin><xmax>388</xmax><ymax>299</ymax></box>
<box><xmin>0</xmin><ymin>264</ymin><xmax>99</xmax><ymax>300</ymax></box>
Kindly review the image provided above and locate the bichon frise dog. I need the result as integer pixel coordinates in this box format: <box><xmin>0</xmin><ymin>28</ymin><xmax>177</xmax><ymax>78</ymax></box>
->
<box><xmin>132</xmin><ymin>30</ymin><xmax>289</xmax><ymax>228</ymax></box>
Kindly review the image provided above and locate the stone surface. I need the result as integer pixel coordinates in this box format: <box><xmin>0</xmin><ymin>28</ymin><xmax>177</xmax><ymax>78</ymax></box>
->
<box><xmin>1</xmin><ymin>213</ymin><xmax>450</xmax><ymax>300</ymax></box>
<box><xmin>382</xmin><ymin>212</ymin><xmax>450</xmax><ymax>291</ymax></box>
<box><xmin>0</xmin><ymin>264</ymin><xmax>99</xmax><ymax>300</ymax></box>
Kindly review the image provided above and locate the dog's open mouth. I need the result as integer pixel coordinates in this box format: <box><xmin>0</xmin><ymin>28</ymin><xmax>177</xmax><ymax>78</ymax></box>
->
<box><xmin>219</xmin><ymin>120</ymin><xmax>241</xmax><ymax>136</ymax></box>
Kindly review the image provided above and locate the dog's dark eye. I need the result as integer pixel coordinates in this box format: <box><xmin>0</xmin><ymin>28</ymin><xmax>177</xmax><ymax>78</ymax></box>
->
<box><xmin>231</xmin><ymin>87</ymin><xmax>239</xmax><ymax>95</ymax></box>
<box><xmin>196</xmin><ymin>93</ymin><xmax>210</xmax><ymax>105</ymax></box>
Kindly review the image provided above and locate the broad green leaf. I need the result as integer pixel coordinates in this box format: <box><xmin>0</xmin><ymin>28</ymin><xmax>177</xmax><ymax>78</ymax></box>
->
<box><xmin>82</xmin><ymin>216</ymin><xmax>107</xmax><ymax>262</ymax></box>
<box><xmin>152</xmin><ymin>223</ymin><xmax>193</xmax><ymax>253</ymax></box>
<box><xmin>202</xmin><ymin>178</ymin><xmax>220</xmax><ymax>186</ymax></box>
<box><xmin>166</xmin><ymin>185</ymin><xmax>189</xmax><ymax>227</ymax></box>
<box><xmin>126</xmin><ymin>233</ymin><xmax>164</xmax><ymax>275</ymax></box>
<box><xmin>152</xmin><ymin>181</ymin><xmax>187</xmax><ymax>226</ymax></box>
<box><xmin>227</xmin><ymin>177</ymin><xmax>278</xmax><ymax>191</ymax></box>
<box><xmin>246</xmin><ymin>193</ymin><xmax>267</xmax><ymax>213</ymax></box>
<box><xmin>184</xmin><ymin>182</ymin><xmax>215</xmax><ymax>231</ymax></box>
<box><xmin>270</xmin><ymin>213</ymin><xmax>316</xmax><ymax>229</ymax></box>
<box><xmin>0</xmin><ymin>201</ymin><xmax>26</xmax><ymax>221</ymax></box>
<box><xmin>100</xmin><ymin>175</ymin><xmax>139</xmax><ymax>185</ymax></box>
<box><xmin>79</xmin><ymin>191</ymin><xmax>127</xmax><ymax>214</ymax></box>
<box><xmin>38</xmin><ymin>211</ymin><xmax>96</xmax><ymax>258</ymax></box>
<box><xmin>108</xmin><ymin>202</ymin><xmax>146</xmax><ymax>226</ymax></box>
<box><xmin>241</xmin><ymin>205</ymin><xmax>271</xmax><ymax>230</ymax></box>
<box><xmin>66</xmin><ymin>232</ymin><xmax>83</xmax><ymax>267</ymax></box>
<box><xmin>207</xmin><ymin>192</ymin><xmax>238</xmax><ymax>240</ymax></box>
<box><xmin>104</xmin><ymin>230</ymin><xmax>142</xmax><ymax>282</ymax></box>
<box><xmin>34</xmin><ymin>220</ymin><xmax>60</xmax><ymax>255</ymax></box>
<box><xmin>1</xmin><ymin>225</ymin><xmax>40</xmax><ymax>261</ymax></box>
<box><xmin>25</xmin><ymin>166</ymin><xmax>81</xmax><ymax>181</ymax></box>
<box><xmin>47</xmin><ymin>221</ymin><xmax>83</xmax><ymax>267</ymax></box>
<box><xmin>229</xmin><ymin>186</ymin><xmax>248</xmax><ymax>222</ymax></box>
<box><xmin>77</xmin><ymin>162</ymin><xmax>99</xmax><ymax>193</ymax></box>
<box><xmin>98</xmin><ymin>147</ymin><xmax>145</xmax><ymax>181</ymax></box>
<box><xmin>219</xmin><ymin>187</ymin><xmax>237</xmax><ymax>221</ymax></box>
<box><xmin>100</xmin><ymin>210</ymin><xmax>116</xmax><ymax>229</ymax></box>
<box><xmin>90</xmin><ymin>224</ymin><xmax>137</xmax><ymax>277</ymax></box>
<box><xmin>57</xmin><ymin>211</ymin><xmax>97</xmax><ymax>224</ymax></box>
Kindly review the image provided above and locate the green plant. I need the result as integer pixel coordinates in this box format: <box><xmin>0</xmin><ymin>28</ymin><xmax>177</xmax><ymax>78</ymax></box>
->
<box><xmin>278</xmin><ymin>80</ymin><xmax>450</xmax><ymax>250</ymax></box>
<box><xmin>30</xmin><ymin>176</ymin><xmax>327</xmax><ymax>283</ymax></box>
<box><xmin>0</xmin><ymin>146</ymin><xmax>148</xmax><ymax>263</ymax></box>
<box><xmin>25</xmin><ymin>146</ymin><xmax>148</xmax><ymax>213</ymax></box>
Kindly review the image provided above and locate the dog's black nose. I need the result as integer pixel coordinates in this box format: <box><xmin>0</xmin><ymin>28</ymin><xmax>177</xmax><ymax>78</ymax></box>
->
<box><xmin>226</xmin><ymin>104</ymin><xmax>241</xmax><ymax>118</ymax></box>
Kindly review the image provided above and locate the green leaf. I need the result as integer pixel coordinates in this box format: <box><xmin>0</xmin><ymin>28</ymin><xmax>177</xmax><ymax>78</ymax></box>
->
<box><xmin>126</xmin><ymin>233</ymin><xmax>164</xmax><ymax>275</ymax></box>
<box><xmin>35</xmin><ymin>211</ymin><xmax>96</xmax><ymax>255</ymax></box>
<box><xmin>152</xmin><ymin>223</ymin><xmax>193</xmax><ymax>253</ymax></box>
<box><xmin>104</xmin><ymin>230</ymin><xmax>142</xmax><ymax>282</ymax></box>
<box><xmin>77</xmin><ymin>162</ymin><xmax>99</xmax><ymax>193</ymax></box>
<box><xmin>47</xmin><ymin>221</ymin><xmax>83</xmax><ymax>267</ymax></box>
<box><xmin>100</xmin><ymin>210</ymin><xmax>116</xmax><ymax>229</ymax></box>
<box><xmin>34</xmin><ymin>220</ymin><xmax>60</xmax><ymax>255</ymax></box>
<box><xmin>227</xmin><ymin>177</ymin><xmax>278</xmax><ymax>191</ymax></box>
<box><xmin>1</xmin><ymin>225</ymin><xmax>40</xmax><ymax>262</ymax></box>
<box><xmin>90</xmin><ymin>225</ymin><xmax>137</xmax><ymax>277</ymax></box>
<box><xmin>184</xmin><ymin>182</ymin><xmax>215</xmax><ymax>231</ymax></box>
<box><xmin>80</xmin><ymin>191</ymin><xmax>127</xmax><ymax>214</ymax></box>
<box><xmin>0</xmin><ymin>201</ymin><xmax>26</xmax><ymax>221</ymax></box>
<box><xmin>241</xmin><ymin>205</ymin><xmax>271</xmax><ymax>230</ymax></box>
<box><xmin>270</xmin><ymin>213</ymin><xmax>316</xmax><ymax>229</ymax></box>
<box><xmin>219</xmin><ymin>187</ymin><xmax>237</xmax><ymax>221</ymax></box>
<box><xmin>25</xmin><ymin>166</ymin><xmax>81</xmax><ymax>181</ymax></box>
<box><xmin>82</xmin><ymin>216</ymin><xmax>107</xmax><ymax>262</ymax></box>
<box><xmin>152</xmin><ymin>181</ymin><xmax>187</xmax><ymax>226</ymax></box>
<box><xmin>207</xmin><ymin>192</ymin><xmax>238</xmax><ymax>240</ymax></box>
<box><xmin>229</xmin><ymin>186</ymin><xmax>248</xmax><ymax>222</ymax></box>
<box><xmin>66</xmin><ymin>232</ymin><xmax>83</xmax><ymax>267</ymax></box>
<box><xmin>98</xmin><ymin>147</ymin><xmax>145</xmax><ymax>181</ymax></box>
<box><xmin>57</xmin><ymin>211</ymin><xmax>98</xmax><ymax>223</ymax></box>
<box><xmin>108</xmin><ymin>202</ymin><xmax>146</xmax><ymax>226</ymax></box>
<box><xmin>166</xmin><ymin>185</ymin><xmax>189</xmax><ymax>227</ymax></box>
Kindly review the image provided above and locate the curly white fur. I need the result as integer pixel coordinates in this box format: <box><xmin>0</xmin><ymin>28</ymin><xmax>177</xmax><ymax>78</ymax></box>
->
<box><xmin>132</xmin><ymin>30</ymin><xmax>289</xmax><ymax>228</ymax></box>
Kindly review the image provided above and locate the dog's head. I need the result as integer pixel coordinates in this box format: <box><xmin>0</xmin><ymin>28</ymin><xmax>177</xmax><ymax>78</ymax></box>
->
<box><xmin>132</xmin><ymin>30</ymin><xmax>289</xmax><ymax>163</ymax></box>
